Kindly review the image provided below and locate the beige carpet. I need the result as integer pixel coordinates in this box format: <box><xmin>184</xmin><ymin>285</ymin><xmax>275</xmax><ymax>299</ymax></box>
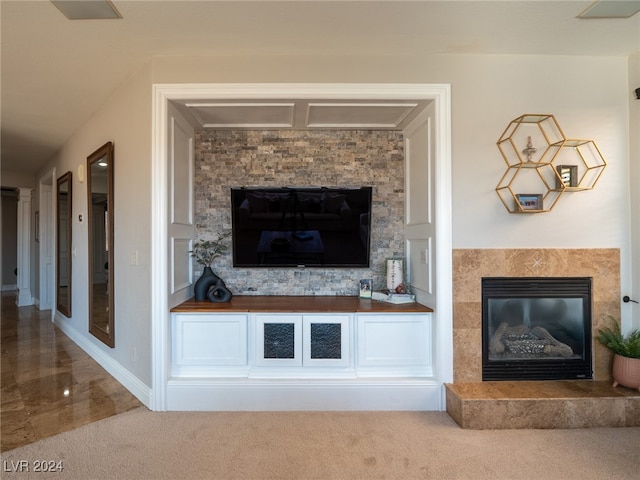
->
<box><xmin>1</xmin><ymin>407</ymin><xmax>638</xmax><ymax>480</ymax></box>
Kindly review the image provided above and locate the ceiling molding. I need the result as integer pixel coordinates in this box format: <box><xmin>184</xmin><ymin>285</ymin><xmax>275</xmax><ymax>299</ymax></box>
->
<box><xmin>175</xmin><ymin>91</ymin><xmax>432</xmax><ymax>131</ymax></box>
<box><xmin>185</xmin><ymin>103</ymin><xmax>295</xmax><ymax>129</ymax></box>
<box><xmin>305</xmin><ymin>103</ymin><xmax>418</xmax><ymax>129</ymax></box>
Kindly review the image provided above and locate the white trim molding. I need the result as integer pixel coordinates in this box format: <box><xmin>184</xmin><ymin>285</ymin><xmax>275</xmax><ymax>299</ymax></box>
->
<box><xmin>54</xmin><ymin>313</ymin><xmax>152</xmax><ymax>407</ymax></box>
<box><xmin>151</xmin><ymin>83</ymin><xmax>453</xmax><ymax>411</ymax></box>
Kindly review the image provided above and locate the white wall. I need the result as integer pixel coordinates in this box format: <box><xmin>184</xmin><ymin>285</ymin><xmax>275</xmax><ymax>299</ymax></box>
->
<box><xmin>628</xmin><ymin>52</ymin><xmax>640</xmax><ymax>331</ymax></box>
<box><xmin>448</xmin><ymin>56</ymin><xmax>628</xmax><ymax>248</ymax></box>
<box><xmin>37</xmin><ymin>62</ymin><xmax>154</xmax><ymax>393</ymax></box>
<box><xmin>150</xmin><ymin>53</ymin><xmax>633</xmax><ymax>328</ymax></box>
<box><xmin>38</xmin><ymin>51</ymin><xmax>634</xmax><ymax>402</ymax></box>
<box><xmin>150</xmin><ymin>57</ymin><xmax>631</xmax><ymax>241</ymax></box>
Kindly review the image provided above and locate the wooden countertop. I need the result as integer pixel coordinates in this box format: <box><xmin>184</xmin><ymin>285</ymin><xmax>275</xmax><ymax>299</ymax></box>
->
<box><xmin>171</xmin><ymin>296</ymin><xmax>433</xmax><ymax>313</ymax></box>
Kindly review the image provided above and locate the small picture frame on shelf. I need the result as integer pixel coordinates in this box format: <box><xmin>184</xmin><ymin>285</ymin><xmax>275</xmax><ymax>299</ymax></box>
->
<box><xmin>359</xmin><ymin>279</ymin><xmax>372</xmax><ymax>298</ymax></box>
<box><xmin>516</xmin><ymin>194</ymin><xmax>543</xmax><ymax>211</ymax></box>
<box><xmin>556</xmin><ymin>165</ymin><xmax>578</xmax><ymax>188</ymax></box>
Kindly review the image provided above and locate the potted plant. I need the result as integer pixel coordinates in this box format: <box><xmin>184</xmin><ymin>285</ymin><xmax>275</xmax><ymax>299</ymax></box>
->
<box><xmin>190</xmin><ymin>232</ymin><xmax>231</xmax><ymax>301</ymax></box>
<box><xmin>597</xmin><ymin>318</ymin><xmax>640</xmax><ymax>392</ymax></box>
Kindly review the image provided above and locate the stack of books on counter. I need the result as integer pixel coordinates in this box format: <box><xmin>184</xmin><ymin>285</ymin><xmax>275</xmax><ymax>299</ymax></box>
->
<box><xmin>371</xmin><ymin>291</ymin><xmax>416</xmax><ymax>304</ymax></box>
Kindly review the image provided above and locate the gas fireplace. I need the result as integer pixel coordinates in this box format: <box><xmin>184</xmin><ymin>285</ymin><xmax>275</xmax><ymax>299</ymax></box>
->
<box><xmin>482</xmin><ymin>277</ymin><xmax>593</xmax><ymax>381</ymax></box>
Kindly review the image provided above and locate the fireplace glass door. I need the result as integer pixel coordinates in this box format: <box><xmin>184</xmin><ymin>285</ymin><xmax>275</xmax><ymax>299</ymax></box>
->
<box><xmin>482</xmin><ymin>277</ymin><xmax>593</xmax><ymax>381</ymax></box>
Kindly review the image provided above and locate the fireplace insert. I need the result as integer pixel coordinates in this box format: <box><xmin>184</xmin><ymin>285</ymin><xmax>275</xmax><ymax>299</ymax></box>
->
<box><xmin>482</xmin><ymin>277</ymin><xmax>593</xmax><ymax>381</ymax></box>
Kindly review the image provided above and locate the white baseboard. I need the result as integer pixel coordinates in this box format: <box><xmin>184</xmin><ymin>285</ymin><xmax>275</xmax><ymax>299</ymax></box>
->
<box><xmin>1</xmin><ymin>284</ymin><xmax>17</xmax><ymax>292</ymax></box>
<box><xmin>167</xmin><ymin>378</ymin><xmax>444</xmax><ymax>411</ymax></box>
<box><xmin>53</xmin><ymin>313</ymin><xmax>152</xmax><ymax>408</ymax></box>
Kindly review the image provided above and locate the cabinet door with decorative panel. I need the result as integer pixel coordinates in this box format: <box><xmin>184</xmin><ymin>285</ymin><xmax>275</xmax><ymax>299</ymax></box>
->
<box><xmin>356</xmin><ymin>313</ymin><xmax>433</xmax><ymax>377</ymax></box>
<box><xmin>172</xmin><ymin>313</ymin><xmax>248</xmax><ymax>377</ymax></box>
<box><xmin>255</xmin><ymin>314</ymin><xmax>303</xmax><ymax>366</ymax></box>
<box><xmin>303</xmin><ymin>315</ymin><xmax>350</xmax><ymax>367</ymax></box>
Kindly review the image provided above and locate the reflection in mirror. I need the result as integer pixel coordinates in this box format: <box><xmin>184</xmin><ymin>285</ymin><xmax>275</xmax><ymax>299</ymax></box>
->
<box><xmin>56</xmin><ymin>171</ymin><xmax>72</xmax><ymax>317</ymax></box>
<box><xmin>87</xmin><ymin>142</ymin><xmax>114</xmax><ymax>347</ymax></box>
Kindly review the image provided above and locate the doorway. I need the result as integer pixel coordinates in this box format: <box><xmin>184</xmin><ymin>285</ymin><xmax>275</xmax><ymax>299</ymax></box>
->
<box><xmin>1</xmin><ymin>188</ymin><xmax>18</xmax><ymax>292</ymax></box>
<box><xmin>39</xmin><ymin>170</ymin><xmax>55</xmax><ymax>313</ymax></box>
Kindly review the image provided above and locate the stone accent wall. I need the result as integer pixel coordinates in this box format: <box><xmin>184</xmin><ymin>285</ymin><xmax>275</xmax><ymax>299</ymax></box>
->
<box><xmin>452</xmin><ymin>248</ymin><xmax>620</xmax><ymax>382</ymax></box>
<box><xmin>194</xmin><ymin>130</ymin><xmax>405</xmax><ymax>295</ymax></box>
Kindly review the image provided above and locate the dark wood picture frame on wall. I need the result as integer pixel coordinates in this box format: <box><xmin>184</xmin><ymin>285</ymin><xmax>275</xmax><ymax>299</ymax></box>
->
<box><xmin>556</xmin><ymin>164</ymin><xmax>578</xmax><ymax>188</ymax></box>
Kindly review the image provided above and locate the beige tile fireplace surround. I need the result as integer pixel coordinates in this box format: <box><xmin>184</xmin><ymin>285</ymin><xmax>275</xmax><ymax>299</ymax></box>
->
<box><xmin>447</xmin><ymin>248</ymin><xmax>639</xmax><ymax>429</ymax></box>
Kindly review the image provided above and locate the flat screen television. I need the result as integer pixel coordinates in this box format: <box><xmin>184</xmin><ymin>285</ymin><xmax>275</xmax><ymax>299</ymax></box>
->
<box><xmin>230</xmin><ymin>186</ymin><xmax>373</xmax><ymax>268</ymax></box>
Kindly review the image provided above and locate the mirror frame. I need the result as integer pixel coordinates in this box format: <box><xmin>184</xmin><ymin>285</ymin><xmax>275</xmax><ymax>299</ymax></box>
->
<box><xmin>87</xmin><ymin>142</ymin><xmax>115</xmax><ymax>347</ymax></box>
<box><xmin>56</xmin><ymin>171</ymin><xmax>72</xmax><ymax>318</ymax></box>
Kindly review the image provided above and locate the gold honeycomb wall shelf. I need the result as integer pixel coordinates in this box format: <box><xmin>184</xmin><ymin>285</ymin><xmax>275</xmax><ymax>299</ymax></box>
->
<box><xmin>496</xmin><ymin>114</ymin><xmax>606</xmax><ymax>213</ymax></box>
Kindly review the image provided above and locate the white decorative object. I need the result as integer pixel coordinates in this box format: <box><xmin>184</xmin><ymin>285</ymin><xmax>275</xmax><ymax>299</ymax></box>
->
<box><xmin>386</xmin><ymin>258</ymin><xmax>403</xmax><ymax>291</ymax></box>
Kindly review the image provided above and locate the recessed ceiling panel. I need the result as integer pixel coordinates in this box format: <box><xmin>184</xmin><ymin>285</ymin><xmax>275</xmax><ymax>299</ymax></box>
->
<box><xmin>51</xmin><ymin>0</ymin><xmax>122</xmax><ymax>20</ymax></box>
<box><xmin>306</xmin><ymin>103</ymin><xmax>418</xmax><ymax>129</ymax></box>
<box><xmin>186</xmin><ymin>103</ymin><xmax>295</xmax><ymax>128</ymax></box>
<box><xmin>578</xmin><ymin>0</ymin><xmax>640</xmax><ymax>18</ymax></box>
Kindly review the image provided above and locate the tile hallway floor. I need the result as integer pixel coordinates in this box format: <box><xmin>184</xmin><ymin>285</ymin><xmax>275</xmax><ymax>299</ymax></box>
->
<box><xmin>1</xmin><ymin>292</ymin><xmax>142</xmax><ymax>452</ymax></box>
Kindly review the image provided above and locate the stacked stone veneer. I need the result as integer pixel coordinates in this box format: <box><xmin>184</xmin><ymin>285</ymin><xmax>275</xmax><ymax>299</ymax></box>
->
<box><xmin>194</xmin><ymin>130</ymin><xmax>405</xmax><ymax>295</ymax></box>
<box><xmin>452</xmin><ymin>248</ymin><xmax>621</xmax><ymax>382</ymax></box>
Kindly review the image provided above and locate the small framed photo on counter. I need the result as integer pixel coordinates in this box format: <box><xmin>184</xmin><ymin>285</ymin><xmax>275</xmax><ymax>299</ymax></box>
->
<box><xmin>359</xmin><ymin>279</ymin><xmax>372</xmax><ymax>298</ymax></box>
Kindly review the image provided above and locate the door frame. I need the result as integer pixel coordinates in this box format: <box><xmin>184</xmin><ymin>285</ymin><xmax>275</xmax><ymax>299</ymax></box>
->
<box><xmin>150</xmin><ymin>83</ymin><xmax>452</xmax><ymax>411</ymax></box>
<box><xmin>38</xmin><ymin>168</ymin><xmax>56</xmax><ymax>314</ymax></box>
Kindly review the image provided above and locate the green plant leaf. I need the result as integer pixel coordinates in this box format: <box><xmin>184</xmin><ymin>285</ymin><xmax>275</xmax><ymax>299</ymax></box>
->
<box><xmin>189</xmin><ymin>232</ymin><xmax>231</xmax><ymax>267</ymax></box>
<box><xmin>597</xmin><ymin>316</ymin><xmax>640</xmax><ymax>359</ymax></box>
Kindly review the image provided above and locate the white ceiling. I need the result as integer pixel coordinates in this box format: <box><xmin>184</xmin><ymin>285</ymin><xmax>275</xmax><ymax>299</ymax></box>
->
<box><xmin>2</xmin><ymin>1</ymin><xmax>639</xmax><ymax>177</ymax></box>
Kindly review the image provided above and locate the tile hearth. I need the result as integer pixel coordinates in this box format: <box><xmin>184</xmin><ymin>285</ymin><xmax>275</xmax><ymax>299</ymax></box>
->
<box><xmin>445</xmin><ymin>381</ymin><xmax>640</xmax><ymax>429</ymax></box>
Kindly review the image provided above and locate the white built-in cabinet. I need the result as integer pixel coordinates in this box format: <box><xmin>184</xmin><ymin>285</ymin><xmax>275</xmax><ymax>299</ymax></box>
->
<box><xmin>172</xmin><ymin>311</ymin><xmax>431</xmax><ymax>378</ymax></box>
<box><xmin>169</xmin><ymin>298</ymin><xmax>438</xmax><ymax>410</ymax></box>
<box><xmin>167</xmin><ymin>296</ymin><xmax>444</xmax><ymax>410</ymax></box>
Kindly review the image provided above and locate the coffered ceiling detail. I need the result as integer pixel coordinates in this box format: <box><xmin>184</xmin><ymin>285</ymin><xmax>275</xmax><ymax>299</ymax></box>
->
<box><xmin>180</xmin><ymin>100</ymin><xmax>427</xmax><ymax>130</ymax></box>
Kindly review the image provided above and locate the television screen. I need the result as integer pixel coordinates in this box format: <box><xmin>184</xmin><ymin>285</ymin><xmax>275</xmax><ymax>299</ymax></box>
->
<box><xmin>231</xmin><ymin>187</ymin><xmax>372</xmax><ymax>268</ymax></box>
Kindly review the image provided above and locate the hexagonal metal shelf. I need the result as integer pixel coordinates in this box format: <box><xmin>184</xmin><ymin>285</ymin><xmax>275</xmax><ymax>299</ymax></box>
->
<box><xmin>551</xmin><ymin>139</ymin><xmax>607</xmax><ymax>191</ymax></box>
<box><xmin>496</xmin><ymin>162</ymin><xmax>565</xmax><ymax>213</ymax></box>
<box><xmin>497</xmin><ymin>114</ymin><xmax>566</xmax><ymax>167</ymax></box>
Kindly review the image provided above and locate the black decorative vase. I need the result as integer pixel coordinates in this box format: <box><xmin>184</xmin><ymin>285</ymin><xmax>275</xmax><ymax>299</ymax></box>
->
<box><xmin>194</xmin><ymin>267</ymin><xmax>218</xmax><ymax>301</ymax></box>
<box><xmin>207</xmin><ymin>281</ymin><xmax>233</xmax><ymax>303</ymax></box>
<box><xmin>194</xmin><ymin>266</ymin><xmax>232</xmax><ymax>303</ymax></box>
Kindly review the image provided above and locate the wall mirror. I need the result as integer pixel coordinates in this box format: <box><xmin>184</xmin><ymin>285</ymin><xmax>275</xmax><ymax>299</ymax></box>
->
<box><xmin>56</xmin><ymin>171</ymin><xmax>72</xmax><ymax>317</ymax></box>
<box><xmin>87</xmin><ymin>142</ymin><xmax>115</xmax><ymax>347</ymax></box>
